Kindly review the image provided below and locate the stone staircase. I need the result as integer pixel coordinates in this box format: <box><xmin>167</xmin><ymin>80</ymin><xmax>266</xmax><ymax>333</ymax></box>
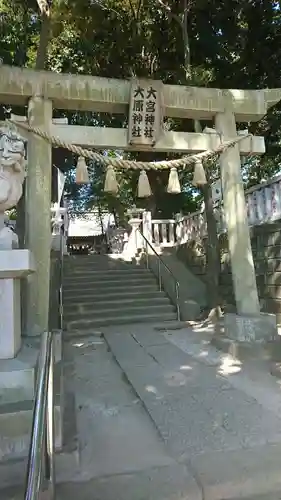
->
<box><xmin>63</xmin><ymin>254</ymin><xmax>178</xmax><ymax>332</ymax></box>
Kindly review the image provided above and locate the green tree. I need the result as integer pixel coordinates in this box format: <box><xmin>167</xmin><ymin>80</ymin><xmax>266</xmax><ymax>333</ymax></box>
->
<box><xmin>2</xmin><ymin>0</ymin><xmax>281</xmax><ymax>222</ymax></box>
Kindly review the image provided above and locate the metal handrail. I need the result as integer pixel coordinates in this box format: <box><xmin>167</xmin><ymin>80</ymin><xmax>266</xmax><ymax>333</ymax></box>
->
<box><xmin>137</xmin><ymin>228</ymin><xmax>180</xmax><ymax>321</ymax></box>
<box><xmin>24</xmin><ymin>331</ymin><xmax>55</xmax><ymax>500</ymax></box>
<box><xmin>25</xmin><ymin>208</ymin><xmax>65</xmax><ymax>499</ymax></box>
<box><xmin>59</xmin><ymin>223</ymin><xmax>64</xmax><ymax>331</ymax></box>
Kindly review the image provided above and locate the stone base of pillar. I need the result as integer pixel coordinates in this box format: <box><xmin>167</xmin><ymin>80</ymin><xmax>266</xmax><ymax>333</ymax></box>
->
<box><xmin>212</xmin><ymin>312</ymin><xmax>279</xmax><ymax>360</ymax></box>
<box><xmin>224</xmin><ymin>312</ymin><xmax>277</xmax><ymax>342</ymax></box>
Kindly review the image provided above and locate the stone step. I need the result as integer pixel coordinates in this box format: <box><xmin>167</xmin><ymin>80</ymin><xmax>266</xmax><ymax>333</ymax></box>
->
<box><xmin>65</xmin><ymin>265</ymin><xmax>146</xmax><ymax>273</ymax></box>
<box><xmin>63</xmin><ymin>274</ymin><xmax>156</xmax><ymax>286</ymax></box>
<box><xmin>65</xmin><ymin>270</ymin><xmax>151</xmax><ymax>280</ymax></box>
<box><xmin>0</xmin><ymin>367</ymin><xmax>79</xmax><ymax>490</ymax></box>
<box><xmin>0</xmin><ymin>416</ymin><xmax>78</xmax><ymax>492</ymax></box>
<box><xmin>64</xmin><ymin>311</ymin><xmax>177</xmax><ymax>330</ymax></box>
<box><xmin>65</xmin><ymin>253</ymin><xmax>138</xmax><ymax>260</ymax></box>
<box><xmin>64</xmin><ymin>296</ymin><xmax>171</xmax><ymax>313</ymax></box>
<box><xmin>0</xmin><ymin>398</ymin><xmax>62</xmax><ymax>462</ymax></box>
<box><xmin>65</xmin><ymin>254</ymin><xmax>143</xmax><ymax>261</ymax></box>
<box><xmin>63</xmin><ymin>282</ymin><xmax>158</xmax><ymax>294</ymax></box>
<box><xmin>63</xmin><ymin>289</ymin><xmax>166</xmax><ymax>303</ymax></box>
<box><xmin>68</xmin><ymin>268</ymin><xmax>150</xmax><ymax>276</ymax></box>
<box><xmin>0</xmin><ymin>345</ymin><xmax>38</xmax><ymax>406</ymax></box>
<box><xmin>0</xmin><ymin>446</ymin><xmax>79</xmax><ymax>495</ymax></box>
<box><xmin>64</xmin><ymin>302</ymin><xmax>175</xmax><ymax>321</ymax></box>
<box><xmin>3</xmin><ymin>474</ymin><xmax>281</xmax><ymax>500</ymax></box>
<box><xmin>0</xmin><ymin>357</ymin><xmax>65</xmax><ymax>460</ymax></box>
<box><xmin>64</xmin><ymin>256</ymin><xmax>145</xmax><ymax>268</ymax></box>
<box><xmin>0</xmin><ymin>334</ymin><xmax>63</xmax><ymax>409</ymax></box>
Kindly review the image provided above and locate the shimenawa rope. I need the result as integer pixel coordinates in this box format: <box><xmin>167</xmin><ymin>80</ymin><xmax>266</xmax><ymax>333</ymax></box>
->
<box><xmin>7</xmin><ymin>120</ymin><xmax>252</xmax><ymax>172</ymax></box>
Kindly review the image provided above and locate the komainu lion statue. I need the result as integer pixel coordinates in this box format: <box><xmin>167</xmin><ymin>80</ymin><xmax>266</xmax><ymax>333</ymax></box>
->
<box><xmin>0</xmin><ymin>127</ymin><xmax>26</xmax><ymax>249</ymax></box>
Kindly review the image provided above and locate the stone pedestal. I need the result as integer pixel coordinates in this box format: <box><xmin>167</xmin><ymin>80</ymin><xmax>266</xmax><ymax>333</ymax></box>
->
<box><xmin>0</xmin><ymin>125</ymin><xmax>65</xmax><ymax>470</ymax></box>
<box><xmin>51</xmin><ymin>205</ymin><xmax>68</xmax><ymax>255</ymax></box>
<box><xmin>0</xmin><ymin>250</ymin><xmax>35</xmax><ymax>359</ymax></box>
<box><xmin>212</xmin><ymin>312</ymin><xmax>279</xmax><ymax>360</ymax></box>
<box><xmin>0</xmin><ymin>279</ymin><xmax>21</xmax><ymax>359</ymax></box>
<box><xmin>224</xmin><ymin>312</ymin><xmax>277</xmax><ymax>343</ymax></box>
<box><xmin>142</xmin><ymin>211</ymin><xmax>152</xmax><ymax>243</ymax></box>
<box><xmin>122</xmin><ymin>218</ymin><xmax>142</xmax><ymax>261</ymax></box>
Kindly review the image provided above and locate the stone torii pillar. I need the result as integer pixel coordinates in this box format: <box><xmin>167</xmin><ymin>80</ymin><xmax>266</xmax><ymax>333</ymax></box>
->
<box><xmin>215</xmin><ymin>108</ymin><xmax>260</xmax><ymax>316</ymax></box>
<box><xmin>25</xmin><ymin>97</ymin><xmax>52</xmax><ymax>336</ymax></box>
<box><xmin>215</xmin><ymin>101</ymin><xmax>277</xmax><ymax>344</ymax></box>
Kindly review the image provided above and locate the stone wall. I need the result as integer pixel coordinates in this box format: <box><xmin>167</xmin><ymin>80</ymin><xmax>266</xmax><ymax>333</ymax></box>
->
<box><xmin>177</xmin><ymin>221</ymin><xmax>281</xmax><ymax>323</ymax></box>
<box><xmin>148</xmin><ymin>249</ymin><xmax>207</xmax><ymax>321</ymax></box>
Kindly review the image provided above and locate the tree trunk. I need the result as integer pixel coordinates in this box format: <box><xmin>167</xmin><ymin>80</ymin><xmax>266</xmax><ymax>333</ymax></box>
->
<box><xmin>182</xmin><ymin>0</ymin><xmax>191</xmax><ymax>81</ymax></box>
<box><xmin>192</xmin><ymin>118</ymin><xmax>221</xmax><ymax>316</ymax></box>
<box><xmin>35</xmin><ymin>8</ymin><xmax>52</xmax><ymax>70</ymax></box>
<box><xmin>201</xmin><ymin>178</ymin><xmax>221</xmax><ymax>317</ymax></box>
<box><xmin>16</xmin><ymin>0</ymin><xmax>52</xmax><ymax>244</ymax></box>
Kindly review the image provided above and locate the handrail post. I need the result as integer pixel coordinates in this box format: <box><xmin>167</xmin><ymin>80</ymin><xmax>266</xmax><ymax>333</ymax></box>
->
<box><xmin>59</xmin><ymin>223</ymin><xmax>64</xmax><ymax>332</ymax></box>
<box><xmin>137</xmin><ymin>228</ymin><xmax>180</xmax><ymax>320</ymax></box>
<box><xmin>46</xmin><ymin>339</ymin><xmax>55</xmax><ymax>499</ymax></box>
<box><xmin>158</xmin><ymin>259</ymin><xmax>162</xmax><ymax>291</ymax></box>
<box><xmin>145</xmin><ymin>240</ymin><xmax>149</xmax><ymax>269</ymax></box>
<box><xmin>24</xmin><ymin>331</ymin><xmax>56</xmax><ymax>500</ymax></box>
<box><xmin>175</xmin><ymin>283</ymin><xmax>180</xmax><ymax>321</ymax></box>
<box><xmin>25</xmin><ymin>332</ymin><xmax>51</xmax><ymax>500</ymax></box>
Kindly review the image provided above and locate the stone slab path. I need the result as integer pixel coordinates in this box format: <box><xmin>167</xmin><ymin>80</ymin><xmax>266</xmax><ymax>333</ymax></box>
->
<box><xmin>5</xmin><ymin>322</ymin><xmax>281</xmax><ymax>499</ymax></box>
<box><xmin>102</xmin><ymin>323</ymin><xmax>281</xmax><ymax>499</ymax></box>
<box><xmin>55</xmin><ymin>333</ymin><xmax>201</xmax><ymax>500</ymax></box>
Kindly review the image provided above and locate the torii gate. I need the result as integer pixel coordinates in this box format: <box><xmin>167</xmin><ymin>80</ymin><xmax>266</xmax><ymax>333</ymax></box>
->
<box><xmin>1</xmin><ymin>64</ymin><xmax>280</xmax><ymax>337</ymax></box>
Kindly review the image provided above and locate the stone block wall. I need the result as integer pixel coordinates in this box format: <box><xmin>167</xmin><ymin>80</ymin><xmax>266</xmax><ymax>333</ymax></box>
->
<box><xmin>176</xmin><ymin>221</ymin><xmax>281</xmax><ymax>323</ymax></box>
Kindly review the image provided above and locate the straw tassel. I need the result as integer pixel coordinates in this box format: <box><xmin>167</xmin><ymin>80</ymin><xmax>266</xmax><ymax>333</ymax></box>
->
<box><xmin>75</xmin><ymin>156</ymin><xmax>89</xmax><ymax>184</ymax></box>
<box><xmin>138</xmin><ymin>169</ymin><xmax>152</xmax><ymax>198</ymax></box>
<box><xmin>104</xmin><ymin>166</ymin><xmax>118</xmax><ymax>194</ymax></box>
<box><xmin>167</xmin><ymin>167</ymin><xmax>181</xmax><ymax>194</ymax></box>
<box><xmin>192</xmin><ymin>160</ymin><xmax>207</xmax><ymax>186</ymax></box>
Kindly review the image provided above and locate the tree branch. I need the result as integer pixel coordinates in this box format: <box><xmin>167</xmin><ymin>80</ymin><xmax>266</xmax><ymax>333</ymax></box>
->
<box><xmin>156</xmin><ymin>0</ymin><xmax>182</xmax><ymax>26</ymax></box>
<box><xmin>36</xmin><ymin>0</ymin><xmax>51</xmax><ymax>16</ymax></box>
<box><xmin>182</xmin><ymin>0</ymin><xmax>191</xmax><ymax>81</ymax></box>
<box><xmin>136</xmin><ymin>0</ymin><xmax>143</xmax><ymax>20</ymax></box>
<box><xmin>90</xmin><ymin>0</ymin><xmax>122</xmax><ymax>18</ymax></box>
<box><xmin>128</xmin><ymin>0</ymin><xmax>137</xmax><ymax>22</ymax></box>
<box><xmin>35</xmin><ymin>0</ymin><xmax>52</xmax><ymax>70</ymax></box>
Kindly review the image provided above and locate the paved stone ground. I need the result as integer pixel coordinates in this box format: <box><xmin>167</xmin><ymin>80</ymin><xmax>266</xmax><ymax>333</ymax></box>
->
<box><xmin>52</xmin><ymin>333</ymin><xmax>201</xmax><ymax>500</ymax></box>
<box><xmin>4</xmin><ymin>322</ymin><xmax>281</xmax><ymax>499</ymax></box>
<box><xmin>102</xmin><ymin>322</ymin><xmax>281</xmax><ymax>499</ymax></box>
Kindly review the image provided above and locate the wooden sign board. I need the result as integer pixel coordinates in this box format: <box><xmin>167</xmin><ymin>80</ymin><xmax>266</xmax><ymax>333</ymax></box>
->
<box><xmin>128</xmin><ymin>78</ymin><xmax>163</xmax><ymax>148</ymax></box>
